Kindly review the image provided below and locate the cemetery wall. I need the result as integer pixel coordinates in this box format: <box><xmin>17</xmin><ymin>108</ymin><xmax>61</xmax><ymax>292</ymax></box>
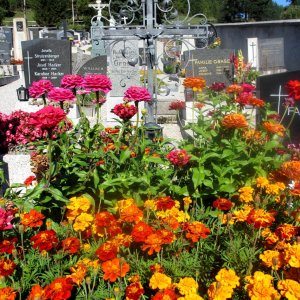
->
<box><xmin>215</xmin><ymin>20</ymin><xmax>300</xmax><ymax>72</ymax></box>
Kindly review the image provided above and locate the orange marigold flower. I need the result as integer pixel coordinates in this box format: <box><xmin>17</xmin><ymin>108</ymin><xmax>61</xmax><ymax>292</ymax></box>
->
<box><xmin>265</xmin><ymin>182</ymin><xmax>285</xmax><ymax>195</ymax></box>
<box><xmin>176</xmin><ymin>277</ymin><xmax>198</xmax><ymax>295</ymax></box>
<box><xmin>0</xmin><ymin>237</ymin><xmax>18</xmax><ymax>254</ymax></box>
<box><xmin>183</xmin><ymin>221</ymin><xmax>211</xmax><ymax>242</ymax></box>
<box><xmin>226</xmin><ymin>84</ymin><xmax>243</xmax><ymax>94</ymax></box>
<box><xmin>101</xmin><ymin>258</ymin><xmax>130</xmax><ymax>282</ymax></box>
<box><xmin>27</xmin><ymin>284</ymin><xmax>44</xmax><ymax>300</ymax></box>
<box><xmin>0</xmin><ymin>258</ymin><xmax>16</xmax><ymax>276</ymax></box>
<box><xmin>280</xmin><ymin>161</ymin><xmax>300</xmax><ymax>181</ymax></box>
<box><xmin>246</xmin><ymin>209</ymin><xmax>275</xmax><ymax>228</ymax></box>
<box><xmin>262</xmin><ymin>121</ymin><xmax>285</xmax><ymax>137</ymax></box>
<box><xmin>262</xmin><ymin>228</ymin><xmax>279</xmax><ymax>245</ymax></box>
<box><xmin>149</xmin><ymin>263</ymin><xmax>164</xmax><ymax>273</ymax></box>
<box><xmin>215</xmin><ymin>268</ymin><xmax>240</xmax><ymax>289</ymax></box>
<box><xmin>155</xmin><ymin>196</ymin><xmax>177</xmax><ymax>211</ymax></box>
<box><xmin>20</xmin><ymin>209</ymin><xmax>45</xmax><ymax>229</ymax></box>
<box><xmin>131</xmin><ymin>221</ymin><xmax>155</xmax><ymax>243</ymax></box>
<box><xmin>73</xmin><ymin>213</ymin><xmax>94</xmax><ymax>232</ymax></box>
<box><xmin>245</xmin><ymin>271</ymin><xmax>280</xmax><ymax>300</ymax></box>
<box><xmin>95</xmin><ymin>211</ymin><xmax>116</xmax><ymax>227</ymax></box>
<box><xmin>30</xmin><ymin>229</ymin><xmax>58</xmax><ymax>252</ymax></box>
<box><xmin>259</xmin><ymin>250</ymin><xmax>284</xmax><ymax>270</ymax></box>
<box><xmin>157</xmin><ymin>228</ymin><xmax>176</xmax><ymax>244</ymax></box>
<box><xmin>249</xmin><ymin>97</ymin><xmax>265</xmax><ymax>107</ymax></box>
<box><xmin>222</xmin><ymin>113</ymin><xmax>248</xmax><ymax>129</ymax></box>
<box><xmin>141</xmin><ymin>232</ymin><xmax>163</xmax><ymax>255</ymax></box>
<box><xmin>207</xmin><ymin>282</ymin><xmax>234</xmax><ymax>300</ymax></box>
<box><xmin>284</xmin><ymin>243</ymin><xmax>300</xmax><ymax>268</ymax></box>
<box><xmin>106</xmin><ymin>220</ymin><xmax>122</xmax><ymax>238</ymax></box>
<box><xmin>152</xmin><ymin>288</ymin><xmax>178</xmax><ymax>300</ymax></box>
<box><xmin>119</xmin><ymin>204</ymin><xmax>143</xmax><ymax>223</ymax></box>
<box><xmin>125</xmin><ymin>282</ymin><xmax>144</xmax><ymax>300</ymax></box>
<box><xmin>275</xmin><ymin>223</ymin><xmax>299</xmax><ymax>240</ymax></box>
<box><xmin>67</xmin><ymin>264</ymin><xmax>87</xmax><ymax>286</ymax></box>
<box><xmin>112</xmin><ymin>233</ymin><xmax>132</xmax><ymax>248</ymax></box>
<box><xmin>278</xmin><ymin>279</ymin><xmax>300</xmax><ymax>300</ymax></box>
<box><xmin>104</xmin><ymin>142</ymin><xmax>116</xmax><ymax>152</ymax></box>
<box><xmin>105</xmin><ymin>127</ymin><xmax>120</xmax><ymax>134</ymax></box>
<box><xmin>183</xmin><ymin>77</ymin><xmax>206</xmax><ymax>91</ymax></box>
<box><xmin>243</xmin><ymin>129</ymin><xmax>263</xmax><ymax>142</ymax></box>
<box><xmin>0</xmin><ymin>287</ymin><xmax>17</xmax><ymax>300</ymax></box>
<box><xmin>95</xmin><ymin>241</ymin><xmax>118</xmax><ymax>261</ymax></box>
<box><xmin>194</xmin><ymin>102</ymin><xmax>205</xmax><ymax>109</ymax></box>
<box><xmin>212</xmin><ymin>198</ymin><xmax>233</xmax><ymax>211</ymax></box>
<box><xmin>149</xmin><ymin>272</ymin><xmax>172</xmax><ymax>290</ymax></box>
<box><xmin>232</xmin><ymin>204</ymin><xmax>252</xmax><ymax>222</ymax></box>
<box><xmin>256</xmin><ymin>177</ymin><xmax>269</xmax><ymax>188</ymax></box>
<box><xmin>61</xmin><ymin>237</ymin><xmax>81</xmax><ymax>254</ymax></box>
<box><xmin>43</xmin><ymin>277</ymin><xmax>74</xmax><ymax>300</ymax></box>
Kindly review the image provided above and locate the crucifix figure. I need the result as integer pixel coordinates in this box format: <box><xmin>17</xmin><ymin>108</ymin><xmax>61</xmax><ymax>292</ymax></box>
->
<box><xmin>89</xmin><ymin>0</ymin><xmax>108</xmax><ymax>19</ymax></box>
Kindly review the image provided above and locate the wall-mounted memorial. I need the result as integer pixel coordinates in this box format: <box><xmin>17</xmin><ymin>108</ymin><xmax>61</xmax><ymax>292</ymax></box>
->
<box><xmin>21</xmin><ymin>39</ymin><xmax>72</xmax><ymax>87</ymax></box>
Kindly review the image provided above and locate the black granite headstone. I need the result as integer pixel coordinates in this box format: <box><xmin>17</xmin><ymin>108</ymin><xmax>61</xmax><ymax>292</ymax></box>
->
<box><xmin>77</xmin><ymin>55</ymin><xmax>107</xmax><ymax>76</ymax></box>
<box><xmin>21</xmin><ymin>39</ymin><xmax>72</xmax><ymax>87</ymax></box>
<box><xmin>183</xmin><ymin>48</ymin><xmax>233</xmax><ymax>85</ymax></box>
<box><xmin>256</xmin><ymin>70</ymin><xmax>300</xmax><ymax>143</ymax></box>
<box><xmin>0</xmin><ymin>42</ymin><xmax>10</xmax><ymax>64</ymax></box>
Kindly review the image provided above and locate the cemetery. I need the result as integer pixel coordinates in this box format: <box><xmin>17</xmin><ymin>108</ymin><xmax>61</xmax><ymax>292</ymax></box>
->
<box><xmin>0</xmin><ymin>0</ymin><xmax>299</xmax><ymax>299</ymax></box>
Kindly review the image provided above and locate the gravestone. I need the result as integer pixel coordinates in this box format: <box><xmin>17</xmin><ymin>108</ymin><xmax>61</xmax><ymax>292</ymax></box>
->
<box><xmin>256</xmin><ymin>70</ymin><xmax>300</xmax><ymax>143</ymax></box>
<box><xmin>109</xmin><ymin>41</ymin><xmax>140</xmax><ymax>96</ymax></box>
<box><xmin>258</xmin><ymin>38</ymin><xmax>285</xmax><ymax>72</ymax></box>
<box><xmin>183</xmin><ymin>48</ymin><xmax>233</xmax><ymax>85</ymax></box>
<box><xmin>21</xmin><ymin>39</ymin><xmax>72</xmax><ymax>87</ymax></box>
<box><xmin>77</xmin><ymin>55</ymin><xmax>107</xmax><ymax>76</ymax></box>
<box><xmin>13</xmin><ymin>18</ymin><xmax>29</xmax><ymax>60</ymax></box>
<box><xmin>0</xmin><ymin>42</ymin><xmax>10</xmax><ymax>65</ymax></box>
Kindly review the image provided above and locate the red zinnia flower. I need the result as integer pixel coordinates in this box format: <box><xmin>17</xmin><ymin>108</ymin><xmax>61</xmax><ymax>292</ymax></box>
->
<box><xmin>0</xmin><ymin>237</ymin><xmax>18</xmax><ymax>254</ymax></box>
<box><xmin>123</xmin><ymin>86</ymin><xmax>151</xmax><ymax>102</ymax></box>
<box><xmin>95</xmin><ymin>241</ymin><xmax>118</xmax><ymax>261</ymax></box>
<box><xmin>210</xmin><ymin>82</ymin><xmax>226</xmax><ymax>92</ymax></box>
<box><xmin>166</xmin><ymin>149</ymin><xmax>192</xmax><ymax>167</ymax></box>
<box><xmin>212</xmin><ymin>198</ymin><xmax>234</xmax><ymax>211</ymax></box>
<box><xmin>131</xmin><ymin>221</ymin><xmax>155</xmax><ymax>243</ymax></box>
<box><xmin>24</xmin><ymin>175</ymin><xmax>36</xmax><ymax>186</ymax></box>
<box><xmin>111</xmin><ymin>103</ymin><xmax>137</xmax><ymax>120</ymax></box>
<box><xmin>0</xmin><ymin>258</ymin><xmax>16</xmax><ymax>276</ymax></box>
<box><xmin>43</xmin><ymin>277</ymin><xmax>73</xmax><ymax>300</ymax></box>
<box><xmin>30</xmin><ymin>229</ymin><xmax>58</xmax><ymax>252</ymax></box>
<box><xmin>286</xmin><ymin>79</ymin><xmax>300</xmax><ymax>100</ymax></box>
<box><xmin>20</xmin><ymin>209</ymin><xmax>45</xmax><ymax>229</ymax></box>
<box><xmin>169</xmin><ymin>100</ymin><xmax>185</xmax><ymax>110</ymax></box>
<box><xmin>61</xmin><ymin>237</ymin><xmax>81</xmax><ymax>254</ymax></box>
<box><xmin>82</xmin><ymin>74</ymin><xmax>112</xmax><ymax>93</ymax></box>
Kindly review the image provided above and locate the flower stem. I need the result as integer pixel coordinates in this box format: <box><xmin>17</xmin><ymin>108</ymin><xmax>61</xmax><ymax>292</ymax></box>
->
<box><xmin>129</xmin><ymin>102</ymin><xmax>139</xmax><ymax>151</ymax></box>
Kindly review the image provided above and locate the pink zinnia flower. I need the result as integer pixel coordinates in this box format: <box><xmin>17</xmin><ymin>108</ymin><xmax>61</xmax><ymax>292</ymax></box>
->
<box><xmin>28</xmin><ymin>106</ymin><xmax>66</xmax><ymax>130</ymax></box>
<box><xmin>61</xmin><ymin>74</ymin><xmax>84</xmax><ymax>89</ymax></box>
<box><xmin>82</xmin><ymin>74</ymin><xmax>112</xmax><ymax>94</ymax></box>
<box><xmin>29</xmin><ymin>80</ymin><xmax>54</xmax><ymax>98</ymax></box>
<box><xmin>112</xmin><ymin>103</ymin><xmax>137</xmax><ymax>121</ymax></box>
<box><xmin>48</xmin><ymin>88</ymin><xmax>76</xmax><ymax>103</ymax></box>
<box><xmin>241</xmin><ymin>83</ymin><xmax>256</xmax><ymax>93</ymax></box>
<box><xmin>166</xmin><ymin>149</ymin><xmax>192</xmax><ymax>167</ymax></box>
<box><xmin>123</xmin><ymin>86</ymin><xmax>151</xmax><ymax>102</ymax></box>
<box><xmin>0</xmin><ymin>208</ymin><xmax>14</xmax><ymax>231</ymax></box>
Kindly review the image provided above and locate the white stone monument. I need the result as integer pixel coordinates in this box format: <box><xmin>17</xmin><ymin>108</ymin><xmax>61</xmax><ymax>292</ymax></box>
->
<box><xmin>13</xmin><ymin>18</ymin><xmax>29</xmax><ymax>60</ymax></box>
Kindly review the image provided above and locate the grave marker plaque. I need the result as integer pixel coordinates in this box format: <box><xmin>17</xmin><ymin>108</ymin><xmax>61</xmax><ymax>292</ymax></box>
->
<box><xmin>109</xmin><ymin>41</ymin><xmax>140</xmax><ymax>96</ymax></box>
<box><xmin>22</xmin><ymin>39</ymin><xmax>72</xmax><ymax>87</ymax></box>
<box><xmin>256</xmin><ymin>70</ymin><xmax>300</xmax><ymax>143</ymax></box>
<box><xmin>183</xmin><ymin>49</ymin><xmax>233</xmax><ymax>85</ymax></box>
<box><xmin>77</xmin><ymin>55</ymin><xmax>107</xmax><ymax>76</ymax></box>
<box><xmin>258</xmin><ymin>38</ymin><xmax>285</xmax><ymax>71</ymax></box>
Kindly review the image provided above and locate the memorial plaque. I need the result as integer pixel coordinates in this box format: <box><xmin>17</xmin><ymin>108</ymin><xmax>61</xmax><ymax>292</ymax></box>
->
<box><xmin>77</xmin><ymin>55</ymin><xmax>107</xmax><ymax>76</ymax></box>
<box><xmin>256</xmin><ymin>70</ymin><xmax>300</xmax><ymax>143</ymax></box>
<box><xmin>183</xmin><ymin>49</ymin><xmax>233</xmax><ymax>85</ymax></box>
<box><xmin>22</xmin><ymin>39</ymin><xmax>72</xmax><ymax>87</ymax></box>
<box><xmin>258</xmin><ymin>38</ymin><xmax>285</xmax><ymax>71</ymax></box>
<box><xmin>109</xmin><ymin>41</ymin><xmax>140</xmax><ymax>96</ymax></box>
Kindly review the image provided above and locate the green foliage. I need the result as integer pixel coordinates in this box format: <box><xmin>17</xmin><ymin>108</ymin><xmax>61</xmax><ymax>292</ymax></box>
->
<box><xmin>281</xmin><ymin>4</ymin><xmax>300</xmax><ymax>18</ymax></box>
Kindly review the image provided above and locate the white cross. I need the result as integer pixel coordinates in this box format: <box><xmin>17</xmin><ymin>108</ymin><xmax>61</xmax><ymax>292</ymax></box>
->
<box><xmin>24</xmin><ymin>50</ymin><xmax>33</xmax><ymax>84</ymax></box>
<box><xmin>121</xmin><ymin>16</ymin><xmax>128</xmax><ymax>25</ymax></box>
<box><xmin>89</xmin><ymin>0</ymin><xmax>108</xmax><ymax>18</ymax></box>
<box><xmin>270</xmin><ymin>85</ymin><xmax>288</xmax><ymax>114</ymax></box>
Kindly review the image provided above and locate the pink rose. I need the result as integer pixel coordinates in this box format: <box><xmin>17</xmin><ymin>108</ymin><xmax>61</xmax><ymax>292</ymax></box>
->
<box><xmin>29</xmin><ymin>80</ymin><xmax>54</xmax><ymax>98</ymax></box>
<box><xmin>48</xmin><ymin>88</ymin><xmax>76</xmax><ymax>103</ymax></box>
<box><xmin>123</xmin><ymin>86</ymin><xmax>151</xmax><ymax>102</ymax></box>
<box><xmin>82</xmin><ymin>74</ymin><xmax>112</xmax><ymax>94</ymax></box>
<box><xmin>61</xmin><ymin>74</ymin><xmax>84</xmax><ymax>89</ymax></box>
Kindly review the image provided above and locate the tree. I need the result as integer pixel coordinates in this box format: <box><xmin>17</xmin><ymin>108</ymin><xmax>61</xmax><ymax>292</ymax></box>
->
<box><xmin>281</xmin><ymin>4</ymin><xmax>300</xmax><ymax>18</ymax></box>
<box><xmin>28</xmin><ymin>0</ymin><xmax>71</xmax><ymax>27</ymax></box>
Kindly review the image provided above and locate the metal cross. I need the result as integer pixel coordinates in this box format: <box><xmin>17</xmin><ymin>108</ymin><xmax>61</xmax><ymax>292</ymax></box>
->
<box><xmin>270</xmin><ymin>85</ymin><xmax>288</xmax><ymax>114</ymax></box>
<box><xmin>24</xmin><ymin>50</ymin><xmax>33</xmax><ymax>84</ymax></box>
<box><xmin>92</xmin><ymin>0</ymin><xmax>215</xmax><ymax>123</ymax></box>
<box><xmin>89</xmin><ymin>0</ymin><xmax>109</xmax><ymax>18</ymax></box>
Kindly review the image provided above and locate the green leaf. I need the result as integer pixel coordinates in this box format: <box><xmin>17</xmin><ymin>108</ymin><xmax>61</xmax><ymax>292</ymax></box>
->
<box><xmin>93</xmin><ymin>169</ymin><xmax>100</xmax><ymax>189</ymax></box>
<box><xmin>119</xmin><ymin>149</ymin><xmax>131</xmax><ymax>164</ymax></box>
<box><xmin>192</xmin><ymin>167</ymin><xmax>204</xmax><ymax>189</ymax></box>
<box><xmin>46</xmin><ymin>187</ymin><xmax>68</xmax><ymax>203</ymax></box>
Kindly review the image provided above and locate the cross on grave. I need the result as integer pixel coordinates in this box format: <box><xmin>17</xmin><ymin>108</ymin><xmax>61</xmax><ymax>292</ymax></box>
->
<box><xmin>89</xmin><ymin>0</ymin><xmax>109</xmax><ymax>19</ymax></box>
<box><xmin>270</xmin><ymin>85</ymin><xmax>288</xmax><ymax>114</ymax></box>
<box><xmin>250</xmin><ymin>42</ymin><xmax>256</xmax><ymax>63</ymax></box>
<box><xmin>24</xmin><ymin>50</ymin><xmax>33</xmax><ymax>84</ymax></box>
<box><xmin>92</xmin><ymin>0</ymin><xmax>216</xmax><ymax>123</ymax></box>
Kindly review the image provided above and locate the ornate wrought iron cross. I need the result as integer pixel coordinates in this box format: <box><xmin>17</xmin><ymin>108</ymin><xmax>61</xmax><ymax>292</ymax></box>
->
<box><xmin>91</xmin><ymin>0</ymin><xmax>216</xmax><ymax>123</ymax></box>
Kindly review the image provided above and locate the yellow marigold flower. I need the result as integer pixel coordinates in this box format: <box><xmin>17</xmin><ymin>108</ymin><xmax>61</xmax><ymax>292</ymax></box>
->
<box><xmin>82</xmin><ymin>243</ymin><xmax>91</xmax><ymax>253</ymax></box>
<box><xmin>67</xmin><ymin>196</ymin><xmax>91</xmax><ymax>212</ymax></box>
<box><xmin>183</xmin><ymin>196</ymin><xmax>192</xmax><ymax>209</ymax></box>
<box><xmin>259</xmin><ymin>250</ymin><xmax>284</xmax><ymax>270</ymax></box>
<box><xmin>256</xmin><ymin>177</ymin><xmax>269</xmax><ymax>188</ymax></box>
<box><xmin>238</xmin><ymin>187</ymin><xmax>254</xmax><ymax>203</ymax></box>
<box><xmin>215</xmin><ymin>268</ymin><xmax>240</xmax><ymax>289</ymax></box>
<box><xmin>262</xmin><ymin>228</ymin><xmax>279</xmax><ymax>245</ymax></box>
<box><xmin>73</xmin><ymin>213</ymin><xmax>94</xmax><ymax>232</ymax></box>
<box><xmin>281</xmin><ymin>161</ymin><xmax>300</xmax><ymax>181</ymax></box>
<box><xmin>117</xmin><ymin>198</ymin><xmax>135</xmax><ymax>211</ymax></box>
<box><xmin>278</xmin><ymin>279</ymin><xmax>300</xmax><ymax>300</ymax></box>
<box><xmin>144</xmin><ymin>199</ymin><xmax>156</xmax><ymax>210</ymax></box>
<box><xmin>232</xmin><ymin>205</ymin><xmax>252</xmax><ymax>222</ymax></box>
<box><xmin>149</xmin><ymin>272</ymin><xmax>172</xmax><ymax>290</ymax></box>
<box><xmin>178</xmin><ymin>294</ymin><xmax>204</xmax><ymax>300</ymax></box>
<box><xmin>207</xmin><ymin>282</ymin><xmax>234</xmax><ymax>300</ymax></box>
<box><xmin>176</xmin><ymin>277</ymin><xmax>199</xmax><ymax>296</ymax></box>
<box><xmin>156</xmin><ymin>207</ymin><xmax>190</xmax><ymax>223</ymax></box>
<box><xmin>265</xmin><ymin>182</ymin><xmax>285</xmax><ymax>195</ymax></box>
<box><xmin>284</xmin><ymin>243</ymin><xmax>300</xmax><ymax>268</ymax></box>
<box><xmin>245</xmin><ymin>271</ymin><xmax>280</xmax><ymax>300</ymax></box>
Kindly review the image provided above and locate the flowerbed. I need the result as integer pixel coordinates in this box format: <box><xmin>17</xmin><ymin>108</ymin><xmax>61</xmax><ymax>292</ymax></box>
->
<box><xmin>0</xmin><ymin>67</ymin><xmax>299</xmax><ymax>299</ymax></box>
